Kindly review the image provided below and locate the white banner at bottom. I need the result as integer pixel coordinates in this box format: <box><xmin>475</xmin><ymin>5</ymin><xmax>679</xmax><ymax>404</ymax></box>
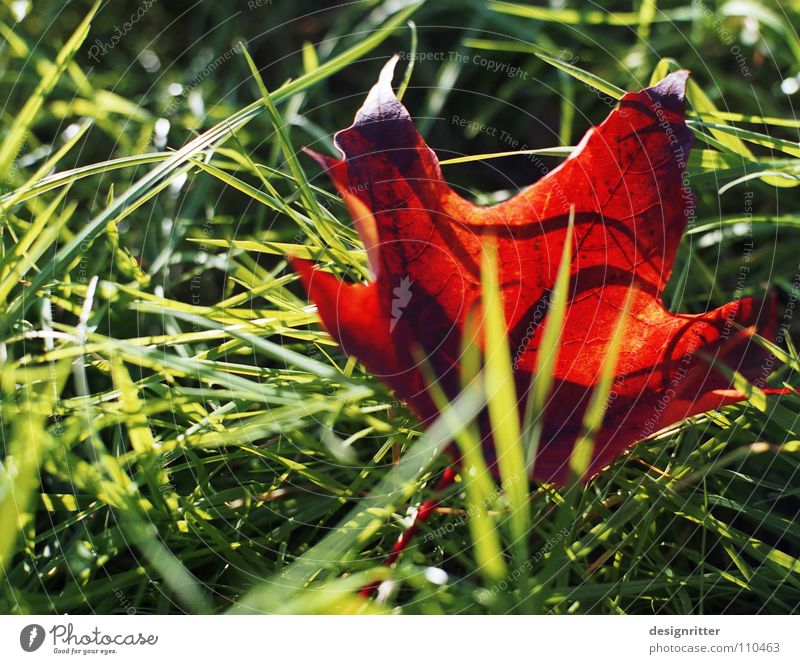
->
<box><xmin>0</xmin><ymin>615</ymin><xmax>797</xmax><ymax>662</ymax></box>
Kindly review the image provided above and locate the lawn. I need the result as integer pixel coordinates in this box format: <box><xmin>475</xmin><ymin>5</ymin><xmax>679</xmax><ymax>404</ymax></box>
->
<box><xmin>1</xmin><ymin>0</ymin><xmax>799</xmax><ymax>615</ymax></box>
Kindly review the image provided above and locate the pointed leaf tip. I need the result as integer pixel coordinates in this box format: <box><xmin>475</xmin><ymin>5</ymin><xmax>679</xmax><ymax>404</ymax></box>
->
<box><xmin>647</xmin><ymin>69</ymin><xmax>690</xmax><ymax>111</ymax></box>
<box><xmin>301</xmin><ymin>146</ymin><xmax>337</xmax><ymax>171</ymax></box>
<box><xmin>380</xmin><ymin>54</ymin><xmax>401</xmax><ymax>88</ymax></box>
<box><xmin>346</xmin><ymin>56</ymin><xmax>408</xmax><ymax>130</ymax></box>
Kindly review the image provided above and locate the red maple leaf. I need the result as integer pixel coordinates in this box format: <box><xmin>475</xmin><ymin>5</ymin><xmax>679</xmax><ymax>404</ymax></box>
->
<box><xmin>292</xmin><ymin>57</ymin><xmax>776</xmax><ymax>485</ymax></box>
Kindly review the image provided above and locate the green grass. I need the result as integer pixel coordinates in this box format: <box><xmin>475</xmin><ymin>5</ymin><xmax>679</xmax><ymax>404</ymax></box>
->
<box><xmin>1</xmin><ymin>0</ymin><xmax>799</xmax><ymax>614</ymax></box>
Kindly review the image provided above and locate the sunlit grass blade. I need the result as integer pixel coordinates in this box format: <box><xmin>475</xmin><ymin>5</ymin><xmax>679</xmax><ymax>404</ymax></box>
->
<box><xmin>0</xmin><ymin>153</ymin><xmax>172</xmax><ymax>211</ymax></box>
<box><xmin>188</xmin><ymin>157</ymin><xmax>326</xmax><ymax>251</ymax></box>
<box><xmin>567</xmin><ymin>302</ymin><xmax>630</xmax><ymax>485</ymax></box>
<box><xmin>0</xmin><ymin>1</ymin><xmax>100</xmax><ymax>180</ymax></box>
<box><xmin>523</xmin><ymin>206</ymin><xmax>574</xmax><ymax>473</ymax></box>
<box><xmin>0</xmin><ymin>362</ymin><xmax>70</xmax><ymax>581</ymax></box>
<box><xmin>239</xmin><ymin>43</ymin><xmax>346</xmax><ymax>257</ymax></box>
<box><xmin>0</xmin><ymin>186</ymin><xmax>72</xmax><ymax>302</ymax></box>
<box><xmin>534</xmin><ymin>53</ymin><xmax>625</xmax><ymax>100</ymax></box>
<box><xmin>440</xmin><ymin>146</ymin><xmax>573</xmax><ymax>166</ymax></box>
<box><xmin>417</xmin><ymin>317</ymin><xmax>508</xmax><ymax>584</ymax></box>
<box><xmin>481</xmin><ymin>242</ymin><xmax>529</xmax><ymax>567</ymax></box>
<box><xmin>396</xmin><ymin>21</ymin><xmax>417</xmax><ymax>101</ymax></box>
<box><xmin>487</xmin><ymin>1</ymin><xmax>695</xmax><ymax>25</ymax></box>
